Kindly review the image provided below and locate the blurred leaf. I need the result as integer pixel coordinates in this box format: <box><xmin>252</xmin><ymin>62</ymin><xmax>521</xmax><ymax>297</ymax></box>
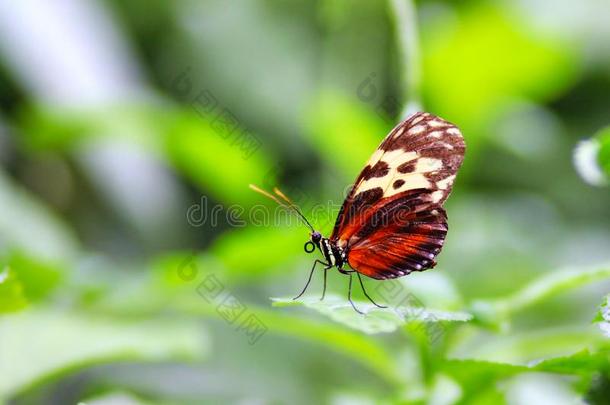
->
<box><xmin>20</xmin><ymin>103</ymin><xmax>276</xmax><ymax>206</ymax></box>
<box><xmin>454</xmin><ymin>325</ymin><xmax>606</xmax><ymax>366</ymax></box>
<box><xmin>82</xmin><ymin>272</ymin><xmax>404</xmax><ymax>386</ymax></box>
<box><xmin>532</xmin><ymin>348</ymin><xmax>610</xmax><ymax>376</ymax></box>
<box><xmin>598</xmin><ymin>127</ymin><xmax>610</xmax><ymax>178</ymax></box>
<box><xmin>443</xmin><ymin>348</ymin><xmax>609</xmax><ymax>403</ymax></box>
<box><xmin>5</xmin><ymin>251</ymin><xmax>62</xmax><ymax>302</ymax></box>
<box><xmin>18</xmin><ymin>104</ymin><xmax>169</xmax><ymax>152</ymax></box>
<box><xmin>82</xmin><ymin>392</ymin><xmax>159</xmax><ymax>405</ymax></box>
<box><xmin>304</xmin><ymin>92</ymin><xmax>390</xmax><ymax>180</ymax></box>
<box><xmin>272</xmin><ymin>295</ymin><xmax>472</xmax><ymax>334</ymax></box>
<box><xmin>0</xmin><ymin>267</ymin><xmax>27</xmax><ymax>314</ymax></box>
<box><xmin>0</xmin><ymin>171</ymin><xmax>78</xmax><ymax>262</ymax></box>
<box><xmin>164</xmin><ymin>110</ymin><xmax>275</xmax><ymax>206</ymax></box>
<box><xmin>211</xmin><ymin>225</ymin><xmax>306</xmax><ymax>281</ymax></box>
<box><xmin>471</xmin><ymin>264</ymin><xmax>610</xmax><ymax>328</ymax></box>
<box><xmin>259</xmin><ymin>306</ymin><xmax>402</xmax><ymax>386</ymax></box>
<box><xmin>395</xmin><ymin>271</ymin><xmax>464</xmax><ymax>311</ymax></box>
<box><xmin>18</xmin><ymin>105</ymin><xmax>97</xmax><ymax>151</ymax></box>
<box><xmin>574</xmin><ymin>126</ymin><xmax>610</xmax><ymax>186</ymax></box>
<box><xmin>586</xmin><ymin>373</ymin><xmax>610</xmax><ymax>405</ymax></box>
<box><xmin>173</xmin><ymin>297</ymin><xmax>402</xmax><ymax>386</ymax></box>
<box><xmin>442</xmin><ymin>359</ymin><xmax>526</xmax><ymax>404</ymax></box>
<box><xmin>594</xmin><ymin>294</ymin><xmax>610</xmax><ymax>338</ymax></box>
<box><xmin>422</xmin><ymin>4</ymin><xmax>577</xmax><ymax>150</ymax></box>
<box><xmin>150</xmin><ymin>250</ymin><xmax>201</xmax><ymax>289</ymax></box>
<box><xmin>0</xmin><ymin>310</ymin><xmax>208</xmax><ymax>399</ymax></box>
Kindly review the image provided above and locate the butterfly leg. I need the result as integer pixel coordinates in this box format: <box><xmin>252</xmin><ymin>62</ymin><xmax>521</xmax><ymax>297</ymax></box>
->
<box><xmin>320</xmin><ymin>266</ymin><xmax>331</xmax><ymax>301</ymax></box>
<box><xmin>294</xmin><ymin>259</ymin><xmax>328</xmax><ymax>300</ymax></box>
<box><xmin>347</xmin><ymin>273</ymin><xmax>364</xmax><ymax>315</ymax></box>
<box><xmin>356</xmin><ymin>272</ymin><xmax>387</xmax><ymax>308</ymax></box>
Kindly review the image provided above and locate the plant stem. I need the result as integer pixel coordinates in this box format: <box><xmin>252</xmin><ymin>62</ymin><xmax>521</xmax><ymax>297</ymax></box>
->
<box><xmin>389</xmin><ymin>0</ymin><xmax>423</xmax><ymax>118</ymax></box>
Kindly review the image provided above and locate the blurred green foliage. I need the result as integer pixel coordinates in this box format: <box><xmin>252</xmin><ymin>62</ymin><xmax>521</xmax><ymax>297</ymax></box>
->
<box><xmin>422</xmin><ymin>4</ymin><xmax>577</xmax><ymax>138</ymax></box>
<box><xmin>596</xmin><ymin>127</ymin><xmax>610</xmax><ymax>178</ymax></box>
<box><xmin>0</xmin><ymin>267</ymin><xmax>27</xmax><ymax>314</ymax></box>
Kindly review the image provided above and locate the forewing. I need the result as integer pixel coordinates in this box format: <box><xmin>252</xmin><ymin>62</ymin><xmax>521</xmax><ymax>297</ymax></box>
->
<box><xmin>331</xmin><ymin>112</ymin><xmax>464</xmax><ymax>244</ymax></box>
<box><xmin>330</xmin><ymin>112</ymin><xmax>465</xmax><ymax>278</ymax></box>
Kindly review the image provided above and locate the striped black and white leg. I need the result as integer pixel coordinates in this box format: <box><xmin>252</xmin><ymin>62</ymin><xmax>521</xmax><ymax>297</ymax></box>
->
<box><xmin>294</xmin><ymin>259</ymin><xmax>328</xmax><ymax>300</ymax></box>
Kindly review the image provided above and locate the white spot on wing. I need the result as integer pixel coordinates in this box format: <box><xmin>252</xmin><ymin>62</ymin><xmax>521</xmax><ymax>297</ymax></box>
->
<box><xmin>411</xmin><ymin>114</ymin><xmax>426</xmax><ymax>125</ymax></box>
<box><xmin>416</xmin><ymin>158</ymin><xmax>443</xmax><ymax>172</ymax></box>
<box><xmin>430</xmin><ymin>190</ymin><xmax>444</xmax><ymax>203</ymax></box>
<box><xmin>428</xmin><ymin>119</ymin><xmax>444</xmax><ymax>128</ymax></box>
<box><xmin>437</xmin><ymin>175</ymin><xmax>455</xmax><ymax>190</ymax></box>
<box><xmin>354</xmin><ymin>155</ymin><xmax>444</xmax><ymax>198</ymax></box>
<box><xmin>408</xmin><ymin>125</ymin><xmax>425</xmax><ymax>135</ymax></box>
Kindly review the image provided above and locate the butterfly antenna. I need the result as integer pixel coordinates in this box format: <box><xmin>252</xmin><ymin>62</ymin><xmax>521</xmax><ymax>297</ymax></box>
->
<box><xmin>249</xmin><ymin>184</ymin><xmax>284</xmax><ymax>206</ymax></box>
<box><xmin>272</xmin><ymin>187</ymin><xmax>316</xmax><ymax>231</ymax></box>
<box><xmin>249</xmin><ymin>184</ymin><xmax>314</xmax><ymax>231</ymax></box>
<box><xmin>272</xmin><ymin>187</ymin><xmax>315</xmax><ymax>231</ymax></box>
<box><xmin>272</xmin><ymin>187</ymin><xmax>295</xmax><ymax>205</ymax></box>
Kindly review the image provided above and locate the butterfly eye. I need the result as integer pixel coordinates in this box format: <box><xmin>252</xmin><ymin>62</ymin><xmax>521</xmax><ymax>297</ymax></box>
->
<box><xmin>304</xmin><ymin>241</ymin><xmax>315</xmax><ymax>253</ymax></box>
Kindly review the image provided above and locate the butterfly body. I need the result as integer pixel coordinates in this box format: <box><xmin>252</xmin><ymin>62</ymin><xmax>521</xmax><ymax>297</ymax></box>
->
<box><xmin>314</xmin><ymin>234</ymin><xmax>346</xmax><ymax>269</ymax></box>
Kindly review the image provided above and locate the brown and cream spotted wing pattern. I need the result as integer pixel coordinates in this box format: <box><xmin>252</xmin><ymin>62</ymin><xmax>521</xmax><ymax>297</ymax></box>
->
<box><xmin>330</xmin><ymin>112</ymin><xmax>465</xmax><ymax>279</ymax></box>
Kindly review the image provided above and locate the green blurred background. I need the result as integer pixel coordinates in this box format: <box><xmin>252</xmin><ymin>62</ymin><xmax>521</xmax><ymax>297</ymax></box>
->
<box><xmin>0</xmin><ymin>0</ymin><xmax>609</xmax><ymax>404</ymax></box>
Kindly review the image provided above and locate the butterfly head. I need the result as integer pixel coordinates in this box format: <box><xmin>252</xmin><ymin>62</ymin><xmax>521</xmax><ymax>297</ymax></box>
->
<box><xmin>304</xmin><ymin>231</ymin><xmax>322</xmax><ymax>253</ymax></box>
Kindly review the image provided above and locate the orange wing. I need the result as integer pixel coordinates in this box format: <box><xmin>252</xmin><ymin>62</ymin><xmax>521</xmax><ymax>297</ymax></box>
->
<box><xmin>331</xmin><ymin>112</ymin><xmax>465</xmax><ymax>279</ymax></box>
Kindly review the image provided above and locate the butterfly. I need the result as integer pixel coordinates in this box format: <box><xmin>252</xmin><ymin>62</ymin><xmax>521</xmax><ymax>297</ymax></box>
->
<box><xmin>251</xmin><ymin>112</ymin><xmax>465</xmax><ymax>313</ymax></box>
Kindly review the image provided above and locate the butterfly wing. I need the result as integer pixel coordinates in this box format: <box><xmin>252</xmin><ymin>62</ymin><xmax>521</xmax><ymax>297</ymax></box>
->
<box><xmin>330</xmin><ymin>112</ymin><xmax>465</xmax><ymax>279</ymax></box>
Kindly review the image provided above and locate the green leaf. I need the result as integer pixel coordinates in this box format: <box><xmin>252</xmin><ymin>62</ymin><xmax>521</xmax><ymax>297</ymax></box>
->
<box><xmin>0</xmin><ymin>310</ymin><xmax>208</xmax><ymax>399</ymax></box>
<box><xmin>174</xmin><ymin>297</ymin><xmax>402</xmax><ymax>386</ymax></box>
<box><xmin>442</xmin><ymin>359</ymin><xmax>528</xmax><ymax>400</ymax></box>
<box><xmin>304</xmin><ymin>92</ymin><xmax>390</xmax><ymax>180</ymax></box>
<box><xmin>211</xmin><ymin>226</ymin><xmax>306</xmax><ymax>281</ymax></box>
<box><xmin>18</xmin><ymin>104</ymin><xmax>97</xmax><ymax>151</ymax></box>
<box><xmin>455</xmin><ymin>325</ymin><xmax>606</xmax><ymax>367</ymax></box>
<box><xmin>585</xmin><ymin>373</ymin><xmax>610</xmax><ymax>405</ymax></box>
<box><xmin>594</xmin><ymin>294</ymin><xmax>610</xmax><ymax>338</ymax></box>
<box><xmin>79</xmin><ymin>275</ymin><xmax>403</xmax><ymax>386</ymax></box>
<box><xmin>0</xmin><ymin>267</ymin><xmax>27</xmax><ymax>314</ymax></box>
<box><xmin>470</xmin><ymin>265</ymin><xmax>610</xmax><ymax>328</ymax></box>
<box><xmin>442</xmin><ymin>349</ymin><xmax>609</xmax><ymax>403</ymax></box>
<box><xmin>164</xmin><ymin>110</ymin><xmax>275</xmax><ymax>206</ymax></box>
<box><xmin>147</xmin><ymin>227</ymin><xmax>308</xmax><ymax>286</ymax></box>
<box><xmin>574</xmin><ymin>126</ymin><xmax>610</xmax><ymax>186</ymax></box>
<box><xmin>597</xmin><ymin>127</ymin><xmax>610</xmax><ymax>178</ymax></box>
<box><xmin>422</xmin><ymin>4</ymin><xmax>577</xmax><ymax>149</ymax></box>
<box><xmin>532</xmin><ymin>349</ymin><xmax>610</xmax><ymax>376</ymax></box>
<box><xmin>81</xmin><ymin>392</ymin><xmax>160</xmax><ymax>405</ymax></box>
<box><xmin>18</xmin><ymin>104</ymin><xmax>171</xmax><ymax>152</ymax></box>
<box><xmin>5</xmin><ymin>252</ymin><xmax>62</xmax><ymax>302</ymax></box>
<box><xmin>23</xmin><ymin>104</ymin><xmax>279</xmax><ymax>207</ymax></box>
<box><xmin>0</xmin><ymin>171</ymin><xmax>79</xmax><ymax>262</ymax></box>
<box><xmin>272</xmin><ymin>295</ymin><xmax>472</xmax><ymax>334</ymax></box>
